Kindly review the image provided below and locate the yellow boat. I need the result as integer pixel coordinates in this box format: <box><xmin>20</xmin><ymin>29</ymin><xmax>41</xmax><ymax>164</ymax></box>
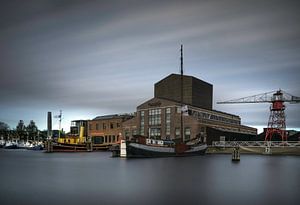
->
<box><xmin>53</xmin><ymin>120</ymin><xmax>117</xmax><ymax>152</ymax></box>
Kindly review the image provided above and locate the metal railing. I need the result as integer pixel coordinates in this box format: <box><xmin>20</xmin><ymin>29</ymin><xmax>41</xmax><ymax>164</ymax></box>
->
<box><xmin>211</xmin><ymin>141</ymin><xmax>300</xmax><ymax>148</ymax></box>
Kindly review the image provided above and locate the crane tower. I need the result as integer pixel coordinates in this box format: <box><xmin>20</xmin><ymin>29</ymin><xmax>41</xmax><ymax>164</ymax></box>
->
<box><xmin>217</xmin><ymin>90</ymin><xmax>300</xmax><ymax>141</ymax></box>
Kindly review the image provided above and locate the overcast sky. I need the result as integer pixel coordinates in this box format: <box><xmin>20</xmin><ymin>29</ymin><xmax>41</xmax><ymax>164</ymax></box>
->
<box><xmin>0</xmin><ymin>0</ymin><xmax>299</xmax><ymax>133</ymax></box>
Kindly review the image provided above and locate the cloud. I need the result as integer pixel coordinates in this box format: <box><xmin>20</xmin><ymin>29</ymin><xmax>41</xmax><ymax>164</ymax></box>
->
<box><xmin>0</xmin><ymin>0</ymin><xmax>299</xmax><ymax>130</ymax></box>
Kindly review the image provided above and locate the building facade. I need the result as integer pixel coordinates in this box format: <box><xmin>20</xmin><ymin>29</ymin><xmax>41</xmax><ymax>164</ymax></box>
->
<box><xmin>123</xmin><ymin>74</ymin><xmax>257</xmax><ymax>144</ymax></box>
<box><xmin>88</xmin><ymin>114</ymin><xmax>134</xmax><ymax>144</ymax></box>
<box><xmin>155</xmin><ymin>74</ymin><xmax>213</xmax><ymax>109</ymax></box>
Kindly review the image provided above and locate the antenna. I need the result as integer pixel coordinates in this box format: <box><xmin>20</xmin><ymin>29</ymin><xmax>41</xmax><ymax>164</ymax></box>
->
<box><xmin>54</xmin><ymin>110</ymin><xmax>62</xmax><ymax>139</ymax></box>
<box><xmin>180</xmin><ymin>44</ymin><xmax>183</xmax><ymax>76</ymax></box>
<box><xmin>180</xmin><ymin>44</ymin><xmax>184</xmax><ymax>143</ymax></box>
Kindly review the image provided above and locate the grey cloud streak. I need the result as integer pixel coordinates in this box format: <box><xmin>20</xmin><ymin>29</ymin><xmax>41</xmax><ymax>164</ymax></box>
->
<box><xmin>0</xmin><ymin>0</ymin><xmax>299</xmax><ymax>131</ymax></box>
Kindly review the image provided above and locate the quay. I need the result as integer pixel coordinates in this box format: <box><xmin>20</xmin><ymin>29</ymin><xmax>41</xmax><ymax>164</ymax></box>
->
<box><xmin>207</xmin><ymin>141</ymin><xmax>300</xmax><ymax>155</ymax></box>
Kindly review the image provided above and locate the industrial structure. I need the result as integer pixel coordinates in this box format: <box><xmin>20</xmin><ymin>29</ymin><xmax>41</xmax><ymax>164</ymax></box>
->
<box><xmin>122</xmin><ymin>73</ymin><xmax>257</xmax><ymax>145</ymax></box>
<box><xmin>218</xmin><ymin>90</ymin><xmax>300</xmax><ymax>141</ymax></box>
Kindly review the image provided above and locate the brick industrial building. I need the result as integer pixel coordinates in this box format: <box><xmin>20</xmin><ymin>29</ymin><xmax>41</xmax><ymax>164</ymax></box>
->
<box><xmin>122</xmin><ymin>74</ymin><xmax>257</xmax><ymax>144</ymax></box>
<box><xmin>88</xmin><ymin>114</ymin><xmax>133</xmax><ymax>144</ymax></box>
<box><xmin>85</xmin><ymin>73</ymin><xmax>256</xmax><ymax>145</ymax></box>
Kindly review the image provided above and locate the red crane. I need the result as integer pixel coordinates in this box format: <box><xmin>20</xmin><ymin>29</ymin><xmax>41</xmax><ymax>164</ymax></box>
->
<box><xmin>217</xmin><ymin>90</ymin><xmax>300</xmax><ymax>141</ymax></box>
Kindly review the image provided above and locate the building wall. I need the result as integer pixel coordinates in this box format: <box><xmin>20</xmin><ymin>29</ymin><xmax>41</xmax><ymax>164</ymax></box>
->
<box><xmin>88</xmin><ymin>115</ymin><xmax>133</xmax><ymax>144</ymax></box>
<box><xmin>154</xmin><ymin>74</ymin><xmax>213</xmax><ymax>109</ymax></box>
<box><xmin>192</xmin><ymin>77</ymin><xmax>213</xmax><ymax>110</ymax></box>
<box><xmin>122</xmin><ymin>116</ymin><xmax>138</xmax><ymax>140</ymax></box>
<box><xmin>131</xmin><ymin>97</ymin><xmax>256</xmax><ymax>144</ymax></box>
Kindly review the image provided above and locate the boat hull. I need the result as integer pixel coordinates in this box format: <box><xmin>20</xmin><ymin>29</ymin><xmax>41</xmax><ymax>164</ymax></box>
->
<box><xmin>123</xmin><ymin>142</ymin><xmax>207</xmax><ymax>158</ymax></box>
<box><xmin>51</xmin><ymin>143</ymin><xmax>111</xmax><ymax>152</ymax></box>
<box><xmin>4</xmin><ymin>145</ymin><xmax>19</xmax><ymax>149</ymax></box>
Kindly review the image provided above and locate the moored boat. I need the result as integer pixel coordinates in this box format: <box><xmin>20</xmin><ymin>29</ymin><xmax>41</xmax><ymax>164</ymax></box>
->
<box><xmin>116</xmin><ymin>136</ymin><xmax>207</xmax><ymax>158</ymax></box>
<box><xmin>4</xmin><ymin>140</ymin><xmax>19</xmax><ymax>149</ymax></box>
<box><xmin>50</xmin><ymin>120</ymin><xmax>115</xmax><ymax>152</ymax></box>
<box><xmin>0</xmin><ymin>138</ymin><xmax>5</xmax><ymax>148</ymax></box>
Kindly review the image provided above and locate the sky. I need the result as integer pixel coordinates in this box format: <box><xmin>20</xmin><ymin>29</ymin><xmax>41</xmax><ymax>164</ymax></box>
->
<box><xmin>0</xmin><ymin>0</ymin><xmax>299</xmax><ymax>133</ymax></box>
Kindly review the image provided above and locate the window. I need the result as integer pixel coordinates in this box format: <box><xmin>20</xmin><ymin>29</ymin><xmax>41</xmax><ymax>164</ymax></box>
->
<box><xmin>125</xmin><ymin>130</ymin><xmax>130</xmax><ymax>140</ymax></box>
<box><xmin>140</xmin><ymin>111</ymin><xmax>145</xmax><ymax>135</ymax></box>
<box><xmin>149</xmin><ymin>128</ymin><xmax>161</xmax><ymax>140</ymax></box>
<box><xmin>149</xmin><ymin>109</ymin><xmax>161</xmax><ymax>125</ymax></box>
<box><xmin>117</xmin><ymin>123</ymin><xmax>120</xmax><ymax>128</ymax></box>
<box><xmin>96</xmin><ymin>123</ymin><xmax>99</xmax><ymax>130</ymax></box>
<box><xmin>89</xmin><ymin>124</ymin><xmax>92</xmax><ymax>130</ymax></box>
<box><xmin>165</xmin><ymin>108</ymin><xmax>171</xmax><ymax>137</ymax></box>
<box><xmin>184</xmin><ymin>127</ymin><xmax>191</xmax><ymax>141</ymax></box>
<box><xmin>103</xmin><ymin>123</ymin><xmax>106</xmax><ymax>130</ymax></box>
<box><xmin>175</xmin><ymin>128</ymin><xmax>180</xmax><ymax>139</ymax></box>
<box><xmin>110</xmin><ymin>123</ymin><xmax>114</xmax><ymax>129</ymax></box>
<box><xmin>112</xmin><ymin>135</ymin><xmax>115</xmax><ymax>142</ymax></box>
<box><xmin>177</xmin><ymin>107</ymin><xmax>181</xmax><ymax>113</ymax></box>
<box><xmin>200</xmin><ymin>127</ymin><xmax>205</xmax><ymax>132</ymax></box>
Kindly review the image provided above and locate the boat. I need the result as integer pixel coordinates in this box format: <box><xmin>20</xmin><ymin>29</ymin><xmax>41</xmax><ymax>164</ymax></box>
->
<box><xmin>49</xmin><ymin>120</ymin><xmax>114</xmax><ymax>152</ymax></box>
<box><xmin>4</xmin><ymin>140</ymin><xmax>19</xmax><ymax>149</ymax></box>
<box><xmin>26</xmin><ymin>141</ymin><xmax>44</xmax><ymax>150</ymax></box>
<box><xmin>111</xmin><ymin>45</ymin><xmax>207</xmax><ymax>158</ymax></box>
<box><xmin>0</xmin><ymin>138</ymin><xmax>5</xmax><ymax>148</ymax></box>
<box><xmin>113</xmin><ymin>136</ymin><xmax>207</xmax><ymax>158</ymax></box>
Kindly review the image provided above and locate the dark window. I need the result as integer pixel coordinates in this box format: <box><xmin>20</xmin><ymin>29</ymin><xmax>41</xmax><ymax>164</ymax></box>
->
<box><xmin>110</xmin><ymin>123</ymin><xmax>114</xmax><ymax>129</ymax></box>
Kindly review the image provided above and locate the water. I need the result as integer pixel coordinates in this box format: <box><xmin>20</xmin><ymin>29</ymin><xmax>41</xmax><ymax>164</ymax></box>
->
<box><xmin>0</xmin><ymin>149</ymin><xmax>299</xmax><ymax>205</ymax></box>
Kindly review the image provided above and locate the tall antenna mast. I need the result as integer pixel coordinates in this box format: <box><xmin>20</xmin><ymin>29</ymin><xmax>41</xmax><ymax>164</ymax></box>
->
<box><xmin>180</xmin><ymin>44</ymin><xmax>184</xmax><ymax>143</ymax></box>
<box><xmin>55</xmin><ymin>110</ymin><xmax>62</xmax><ymax>139</ymax></box>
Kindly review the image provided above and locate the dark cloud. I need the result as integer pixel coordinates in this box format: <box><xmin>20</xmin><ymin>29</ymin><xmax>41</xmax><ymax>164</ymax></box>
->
<box><xmin>0</xmin><ymin>0</ymin><xmax>299</xmax><ymax>131</ymax></box>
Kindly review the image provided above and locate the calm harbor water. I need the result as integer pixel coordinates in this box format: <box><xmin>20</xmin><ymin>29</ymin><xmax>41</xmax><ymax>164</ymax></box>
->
<box><xmin>0</xmin><ymin>149</ymin><xmax>299</xmax><ymax>205</ymax></box>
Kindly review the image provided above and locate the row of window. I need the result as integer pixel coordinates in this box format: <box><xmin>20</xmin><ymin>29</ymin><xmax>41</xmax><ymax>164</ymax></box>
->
<box><xmin>140</xmin><ymin>111</ymin><xmax>145</xmax><ymax>135</ymax></box>
<box><xmin>149</xmin><ymin>108</ymin><xmax>161</xmax><ymax>125</ymax></box>
<box><xmin>165</xmin><ymin>108</ymin><xmax>171</xmax><ymax>136</ymax></box>
<box><xmin>89</xmin><ymin>122</ymin><xmax>121</xmax><ymax>131</ymax></box>
<box><xmin>102</xmin><ymin>135</ymin><xmax>118</xmax><ymax>143</ymax></box>
<box><xmin>149</xmin><ymin>127</ymin><xmax>190</xmax><ymax>140</ymax></box>
<box><xmin>191</xmin><ymin>110</ymin><xmax>240</xmax><ymax>125</ymax></box>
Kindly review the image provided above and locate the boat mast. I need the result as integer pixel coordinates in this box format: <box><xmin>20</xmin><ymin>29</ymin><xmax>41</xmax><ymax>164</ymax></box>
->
<box><xmin>58</xmin><ymin>110</ymin><xmax>62</xmax><ymax>139</ymax></box>
<box><xmin>180</xmin><ymin>44</ymin><xmax>184</xmax><ymax>143</ymax></box>
<box><xmin>55</xmin><ymin>110</ymin><xmax>62</xmax><ymax>139</ymax></box>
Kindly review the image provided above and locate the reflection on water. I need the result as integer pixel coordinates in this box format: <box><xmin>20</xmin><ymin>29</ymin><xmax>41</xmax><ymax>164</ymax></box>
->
<box><xmin>0</xmin><ymin>150</ymin><xmax>299</xmax><ymax>205</ymax></box>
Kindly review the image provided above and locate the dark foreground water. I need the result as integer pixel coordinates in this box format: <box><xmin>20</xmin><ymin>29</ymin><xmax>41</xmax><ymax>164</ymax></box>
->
<box><xmin>0</xmin><ymin>149</ymin><xmax>299</xmax><ymax>205</ymax></box>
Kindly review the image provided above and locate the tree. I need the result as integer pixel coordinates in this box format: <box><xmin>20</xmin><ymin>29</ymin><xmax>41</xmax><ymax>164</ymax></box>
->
<box><xmin>16</xmin><ymin>120</ymin><xmax>27</xmax><ymax>140</ymax></box>
<box><xmin>27</xmin><ymin>120</ymin><xmax>38</xmax><ymax>141</ymax></box>
<box><xmin>0</xmin><ymin>121</ymin><xmax>10</xmax><ymax>139</ymax></box>
<box><xmin>0</xmin><ymin>121</ymin><xmax>10</xmax><ymax>131</ymax></box>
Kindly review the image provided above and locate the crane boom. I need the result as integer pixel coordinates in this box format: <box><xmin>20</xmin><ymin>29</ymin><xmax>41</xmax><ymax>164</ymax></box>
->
<box><xmin>217</xmin><ymin>90</ymin><xmax>300</xmax><ymax>104</ymax></box>
<box><xmin>217</xmin><ymin>89</ymin><xmax>299</xmax><ymax>141</ymax></box>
